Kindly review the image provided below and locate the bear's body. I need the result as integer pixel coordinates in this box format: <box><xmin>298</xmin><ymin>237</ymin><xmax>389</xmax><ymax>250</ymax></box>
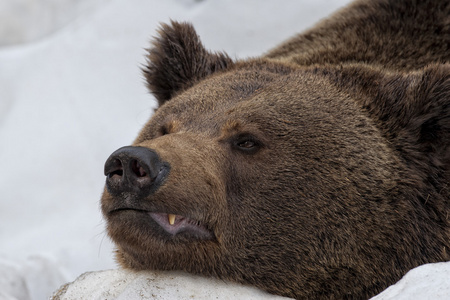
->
<box><xmin>101</xmin><ymin>0</ymin><xmax>450</xmax><ymax>298</ymax></box>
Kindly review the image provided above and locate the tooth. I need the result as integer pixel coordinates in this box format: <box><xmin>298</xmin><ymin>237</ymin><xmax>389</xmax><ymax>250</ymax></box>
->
<box><xmin>168</xmin><ymin>214</ymin><xmax>176</xmax><ymax>225</ymax></box>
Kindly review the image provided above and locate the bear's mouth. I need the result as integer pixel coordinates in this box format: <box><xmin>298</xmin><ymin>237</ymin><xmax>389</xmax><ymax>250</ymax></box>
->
<box><xmin>108</xmin><ymin>207</ymin><xmax>214</xmax><ymax>240</ymax></box>
<box><xmin>149</xmin><ymin>212</ymin><xmax>214</xmax><ymax>239</ymax></box>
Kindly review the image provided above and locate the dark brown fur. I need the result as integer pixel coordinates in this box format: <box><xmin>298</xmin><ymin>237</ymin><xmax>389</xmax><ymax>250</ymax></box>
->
<box><xmin>101</xmin><ymin>0</ymin><xmax>450</xmax><ymax>299</ymax></box>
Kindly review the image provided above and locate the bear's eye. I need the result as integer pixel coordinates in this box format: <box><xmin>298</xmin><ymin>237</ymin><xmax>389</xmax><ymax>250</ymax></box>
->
<box><xmin>238</xmin><ymin>140</ymin><xmax>255</xmax><ymax>148</ymax></box>
<box><xmin>233</xmin><ymin>135</ymin><xmax>262</xmax><ymax>154</ymax></box>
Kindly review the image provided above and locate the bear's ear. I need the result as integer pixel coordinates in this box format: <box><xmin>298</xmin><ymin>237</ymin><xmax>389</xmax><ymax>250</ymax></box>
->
<box><xmin>143</xmin><ymin>21</ymin><xmax>234</xmax><ymax>107</ymax></box>
<box><xmin>367</xmin><ymin>65</ymin><xmax>449</xmax><ymax>161</ymax></box>
<box><xmin>336</xmin><ymin>64</ymin><xmax>450</xmax><ymax>186</ymax></box>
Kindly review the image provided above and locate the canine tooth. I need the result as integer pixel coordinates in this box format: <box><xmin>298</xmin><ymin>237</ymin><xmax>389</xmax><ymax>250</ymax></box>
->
<box><xmin>168</xmin><ymin>214</ymin><xmax>176</xmax><ymax>225</ymax></box>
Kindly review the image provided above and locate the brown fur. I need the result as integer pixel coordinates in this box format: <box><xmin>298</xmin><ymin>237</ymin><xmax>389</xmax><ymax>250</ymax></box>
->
<box><xmin>101</xmin><ymin>0</ymin><xmax>450</xmax><ymax>299</ymax></box>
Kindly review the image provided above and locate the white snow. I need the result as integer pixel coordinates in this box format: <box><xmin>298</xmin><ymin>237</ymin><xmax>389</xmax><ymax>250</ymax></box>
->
<box><xmin>370</xmin><ymin>262</ymin><xmax>450</xmax><ymax>300</ymax></box>
<box><xmin>51</xmin><ymin>269</ymin><xmax>292</xmax><ymax>299</ymax></box>
<box><xmin>0</xmin><ymin>0</ymin><xmax>448</xmax><ymax>299</ymax></box>
<box><xmin>50</xmin><ymin>262</ymin><xmax>450</xmax><ymax>300</ymax></box>
<box><xmin>0</xmin><ymin>0</ymin><xmax>108</xmax><ymax>46</ymax></box>
<box><xmin>50</xmin><ymin>263</ymin><xmax>450</xmax><ymax>300</ymax></box>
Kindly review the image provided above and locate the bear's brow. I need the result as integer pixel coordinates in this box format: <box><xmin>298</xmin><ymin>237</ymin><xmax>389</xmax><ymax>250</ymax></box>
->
<box><xmin>219</xmin><ymin>119</ymin><xmax>242</xmax><ymax>137</ymax></box>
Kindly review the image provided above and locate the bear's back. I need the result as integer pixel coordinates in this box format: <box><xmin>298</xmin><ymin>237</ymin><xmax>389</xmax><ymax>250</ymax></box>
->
<box><xmin>266</xmin><ymin>0</ymin><xmax>450</xmax><ymax>72</ymax></box>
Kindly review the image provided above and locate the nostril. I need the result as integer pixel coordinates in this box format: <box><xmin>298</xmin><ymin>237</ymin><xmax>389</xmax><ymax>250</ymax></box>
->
<box><xmin>106</xmin><ymin>158</ymin><xmax>124</xmax><ymax>178</ymax></box>
<box><xmin>108</xmin><ymin>169</ymin><xmax>123</xmax><ymax>178</ymax></box>
<box><xmin>131</xmin><ymin>159</ymin><xmax>147</xmax><ymax>178</ymax></box>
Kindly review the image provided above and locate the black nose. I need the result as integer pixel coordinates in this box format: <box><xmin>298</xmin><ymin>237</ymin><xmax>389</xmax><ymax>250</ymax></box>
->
<box><xmin>104</xmin><ymin>146</ymin><xmax>169</xmax><ymax>197</ymax></box>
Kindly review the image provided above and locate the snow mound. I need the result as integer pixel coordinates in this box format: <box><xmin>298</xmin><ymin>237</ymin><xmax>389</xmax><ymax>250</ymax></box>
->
<box><xmin>51</xmin><ymin>262</ymin><xmax>450</xmax><ymax>300</ymax></box>
<box><xmin>370</xmin><ymin>262</ymin><xmax>450</xmax><ymax>300</ymax></box>
<box><xmin>51</xmin><ymin>269</ymin><xmax>292</xmax><ymax>300</ymax></box>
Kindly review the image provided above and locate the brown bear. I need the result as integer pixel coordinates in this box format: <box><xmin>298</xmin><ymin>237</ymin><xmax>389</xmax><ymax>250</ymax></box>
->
<box><xmin>101</xmin><ymin>0</ymin><xmax>450</xmax><ymax>299</ymax></box>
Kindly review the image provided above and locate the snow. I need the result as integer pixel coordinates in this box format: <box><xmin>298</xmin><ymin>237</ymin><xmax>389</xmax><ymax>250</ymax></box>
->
<box><xmin>0</xmin><ymin>0</ymin><xmax>108</xmax><ymax>46</ymax></box>
<box><xmin>50</xmin><ymin>263</ymin><xmax>450</xmax><ymax>300</ymax></box>
<box><xmin>371</xmin><ymin>262</ymin><xmax>450</xmax><ymax>300</ymax></box>
<box><xmin>0</xmin><ymin>0</ymin><xmax>448</xmax><ymax>299</ymax></box>
<box><xmin>51</xmin><ymin>269</ymin><xmax>292</xmax><ymax>299</ymax></box>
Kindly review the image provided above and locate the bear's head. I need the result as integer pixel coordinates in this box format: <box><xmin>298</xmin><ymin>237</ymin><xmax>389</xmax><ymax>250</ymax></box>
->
<box><xmin>101</xmin><ymin>22</ymin><xmax>450</xmax><ymax>299</ymax></box>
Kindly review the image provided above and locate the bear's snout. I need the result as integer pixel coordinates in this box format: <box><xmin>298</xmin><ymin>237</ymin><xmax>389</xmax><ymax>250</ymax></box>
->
<box><xmin>104</xmin><ymin>146</ymin><xmax>169</xmax><ymax>197</ymax></box>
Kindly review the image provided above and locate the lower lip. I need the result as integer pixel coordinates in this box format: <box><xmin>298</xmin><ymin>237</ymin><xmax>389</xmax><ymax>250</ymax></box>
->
<box><xmin>149</xmin><ymin>212</ymin><xmax>214</xmax><ymax>239</ymax></box>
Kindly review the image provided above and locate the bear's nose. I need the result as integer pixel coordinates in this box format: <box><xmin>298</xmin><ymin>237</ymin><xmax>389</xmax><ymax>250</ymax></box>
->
<box><xmin>104</xmin><ymin>146</ymin><xmax>168</xmax><ymax>197</ymax></box>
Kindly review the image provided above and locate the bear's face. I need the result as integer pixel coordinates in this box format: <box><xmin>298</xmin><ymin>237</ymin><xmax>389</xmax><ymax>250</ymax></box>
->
<box><xmin>101</xmin><ymin>22</ymin><xmax>449</xmax><ymax>299</ymax></box>
<box><xmin>102</xmin><ymin>62</ymin><xmax>402</xmax><ymax>296</ymax></box>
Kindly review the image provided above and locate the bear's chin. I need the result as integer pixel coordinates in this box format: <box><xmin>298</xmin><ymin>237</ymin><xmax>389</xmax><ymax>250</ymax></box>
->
<box><xmin>108</xmin><ymin>212</ymin><xmax>226</xmax><ymax>274</ymax></box>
